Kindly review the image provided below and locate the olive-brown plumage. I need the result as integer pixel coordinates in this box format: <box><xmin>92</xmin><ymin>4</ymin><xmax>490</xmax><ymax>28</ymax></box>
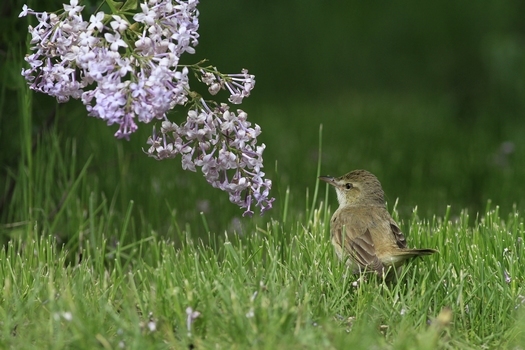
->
<box><xmin>319</xmin><ymin>170</ymin><xmax>437</xmax><ymax>278</ymax></box>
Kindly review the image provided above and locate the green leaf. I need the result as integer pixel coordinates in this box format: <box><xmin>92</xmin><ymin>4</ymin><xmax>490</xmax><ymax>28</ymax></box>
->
<box><xmin>106</xmin><ymin>0</ymin><xmax>137</xmax><ymax>14</ymax></box>
<box><xmin>120</xmin><ymin>0</ymin><xmax>138</xmax><ymax>12</ymax></box>
<box><xmin>105</xmin><ymin>0</ymin><xmax>122</xmax><ymax>12</ymax></box>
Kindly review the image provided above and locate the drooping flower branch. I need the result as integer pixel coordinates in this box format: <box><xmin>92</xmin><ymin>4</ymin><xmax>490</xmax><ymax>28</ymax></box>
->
<box><xmin>146</xmin><ymin>100</ymin><xmax>273</xmax><ymax>216</ymax></box>
<box><xmin>20</xmin><ymin>0</ymin><xmax>274</xmax><ymax>216</ymax></box>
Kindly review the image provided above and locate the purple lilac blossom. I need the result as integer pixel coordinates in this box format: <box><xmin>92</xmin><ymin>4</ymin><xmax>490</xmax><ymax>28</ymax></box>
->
<box><xmin>20</xmin><ymin>0</ymin><xmax>199</xmax><ymax>139</ymax></box>
<box><xmin>145</xmin><ymin>101</ymin><xmax>274</xmax><ymax>216</ymax></box>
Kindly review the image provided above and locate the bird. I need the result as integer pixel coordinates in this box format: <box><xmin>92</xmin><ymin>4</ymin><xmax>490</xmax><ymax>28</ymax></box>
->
<box><xmin>319</xmin><ymin>169</ymin><xmax>437</xmax><ymax>280</ymax></box>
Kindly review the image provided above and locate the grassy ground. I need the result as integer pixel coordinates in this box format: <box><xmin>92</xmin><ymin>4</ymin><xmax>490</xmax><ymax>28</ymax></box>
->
<box><xmin>2</xmin><ymin>172</ymin><xmax>525</xmax><ymax>348</ymax></box>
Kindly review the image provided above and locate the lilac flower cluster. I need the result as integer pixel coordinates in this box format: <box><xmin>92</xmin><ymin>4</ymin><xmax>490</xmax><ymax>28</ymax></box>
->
<box><xmin>20</xmin><ymin>0</ymin><xmax>199</xmax><ymax>139</ymax></box>
<box><xmin>146</xmin><ymin>100</ymin><xmax>274</xmax><ymax>216</ymax></box>
<box><xmin>20</xmin><ymin>0</ymin><xmax>274</xmax><ymax>215</ymax></box>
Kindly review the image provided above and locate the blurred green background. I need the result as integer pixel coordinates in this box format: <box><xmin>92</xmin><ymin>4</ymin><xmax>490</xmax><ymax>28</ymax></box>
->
<box><xmin>2</xmin><ymin>0</ymin><xmax>525</xmax><ymax>239</ymax></box>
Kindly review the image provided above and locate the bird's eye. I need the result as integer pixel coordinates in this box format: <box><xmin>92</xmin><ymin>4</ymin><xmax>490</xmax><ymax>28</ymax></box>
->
<box><xmin>345</xmin><ymin>183</ymin><xmax>353</xmax><ymax>190</ymax></box>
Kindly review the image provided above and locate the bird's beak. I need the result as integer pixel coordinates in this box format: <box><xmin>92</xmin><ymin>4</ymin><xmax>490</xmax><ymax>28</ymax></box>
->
<box><xmin>319</xmin><ymin>176</ymin><xmax>337</xmax><ymax>187</ymax></box>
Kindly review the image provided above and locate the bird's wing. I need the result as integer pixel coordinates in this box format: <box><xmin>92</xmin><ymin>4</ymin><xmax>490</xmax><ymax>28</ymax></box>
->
<box><xmin>389</xmin><ymin>219</ymin><xmax>407</xmax><ymax>249</ymax></box>
<box><xmin>347</xmin><ymin>229</ymin><xmax>384</xmax><ymax>274</ymax></box>
<box><xmin>332</xmin><ymin>208</ymin><xmax>384</xmax><ymax>274</ymax></box>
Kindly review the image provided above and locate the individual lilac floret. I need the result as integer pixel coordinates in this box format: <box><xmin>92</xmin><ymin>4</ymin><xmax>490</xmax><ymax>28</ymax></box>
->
<box><xmin>146</xmin><ymin>101</ymin><xmax>274</xmax><ymax>216</ymax></box>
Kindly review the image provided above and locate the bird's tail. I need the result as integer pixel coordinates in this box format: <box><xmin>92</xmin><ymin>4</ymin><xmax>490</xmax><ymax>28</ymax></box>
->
<box><xmin>402</xmin><ymin>248</ymin><xmax>438</xmax><ymax>257</ymax></box>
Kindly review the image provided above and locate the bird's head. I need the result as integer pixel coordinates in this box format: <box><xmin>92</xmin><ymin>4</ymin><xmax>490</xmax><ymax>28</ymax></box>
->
<box><xmin>319</xmin><ymin>169</ymin><xmax>385</xmax><ymax>207</ymax></box>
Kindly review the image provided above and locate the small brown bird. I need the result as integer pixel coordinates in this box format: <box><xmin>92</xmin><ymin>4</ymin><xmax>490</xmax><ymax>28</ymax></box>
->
<box><xmin>319</xmin><ymin>169</ymin><xmax>437</xmax><ymax>279</ymax></box>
